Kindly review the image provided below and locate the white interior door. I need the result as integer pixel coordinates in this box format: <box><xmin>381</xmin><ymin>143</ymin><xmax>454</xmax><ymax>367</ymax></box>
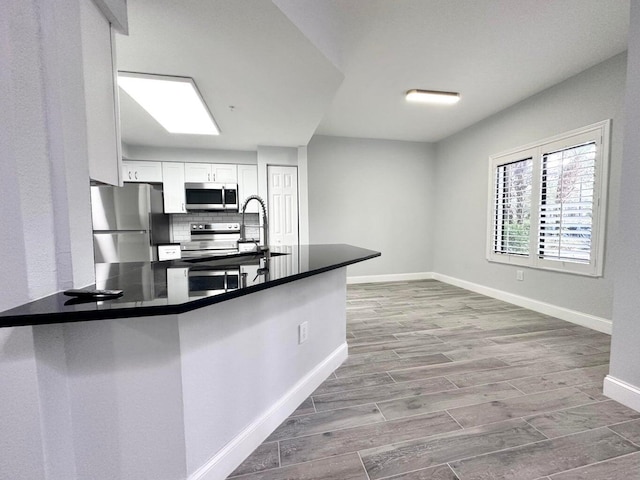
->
<box><xmin>268</xmin><ymin>165</ymin><xmax>299</xmax><ymax>246</ymax></box>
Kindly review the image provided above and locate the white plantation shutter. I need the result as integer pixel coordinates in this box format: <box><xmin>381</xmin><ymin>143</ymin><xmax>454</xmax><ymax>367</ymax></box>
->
<box><xmin>538</xmin><ymin>142</ymin><xmax>596</xmax><ymax>263</ymax></box>
<box><xmin>487</xmin><ymin>120</ymin><xmax>609</xmax><ymax>276</ymax></box>
<box><xmin>492</xmin><ymin>158</ymin><xmax>533</xmax><ymax>256</ymax></box>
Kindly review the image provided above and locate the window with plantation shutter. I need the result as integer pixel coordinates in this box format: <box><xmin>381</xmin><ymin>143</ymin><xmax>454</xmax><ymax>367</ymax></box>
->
<box><xmin>493</xmin><ymin>158</ymin><xmax>533</xmax><ymax>256</ymax></box>
<box><xmin>487</xmin><ymin>121</ymin><xmax>610</xmax><ymax>276</ymax></box>
<box><xmin>538</xmin><ymin>142</ymin><xmax>596</xmax><ymax>264</ymax></box>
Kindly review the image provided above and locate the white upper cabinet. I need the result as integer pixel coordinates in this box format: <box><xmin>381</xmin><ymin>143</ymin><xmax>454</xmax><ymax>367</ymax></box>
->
<box><xmin>122</xmin><ymin>161</ymin><xmax>162</xmax><ymax>183</ymax></box>
<box><xmin>184</xmin><ymin>163</ymin><xmax>238</xmax><ymax>183</ymax></box>
<box><xmin>212</xmin><ymin>164</ymin><xmax>238</xmax><ymax>183</ymax></box>
<box><xmin>184</xmin><ymin>163</ymin><xmax>213</xmax><ymax>182</ymax></box>
<box><xmin>162</xmin><ymin>162</ymin><xmax>186</xmax><ymax>213</ymax></box>
<box><xmin>237</xmin><ymin>165</ymin><xmax>259</xmax><ymax>213</ymax></box>
<box><xmin>80</xmin><ymin>0</ymin><xmax>122</xmax><ymax>186</ymax></box>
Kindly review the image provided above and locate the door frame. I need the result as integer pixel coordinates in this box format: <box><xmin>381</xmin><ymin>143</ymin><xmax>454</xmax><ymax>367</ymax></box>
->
<box><xmin>266</xmin><ymin>164</ymin><xmax>300</xmax><ymax>246</ymax></box>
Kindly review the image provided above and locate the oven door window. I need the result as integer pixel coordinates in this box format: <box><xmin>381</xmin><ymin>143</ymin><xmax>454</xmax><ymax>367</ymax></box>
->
<box><xmin>185</xmin><ymin>188</ymin><xmax>223</xmax><ymax>206</ymax></box>
<box><xmin>189</xmin><ymin>274</ymin><xmax>225</xmax><ymax>292</ymax></box>
<box><xmin>226</xmin><ymin>274</ymin><xmax>239</xmax><ymax>289</ymax></box>
<box><xmin>188</xmin><ymin>271</ymin><xmax>240</xmax><ymax>293</ymax></box>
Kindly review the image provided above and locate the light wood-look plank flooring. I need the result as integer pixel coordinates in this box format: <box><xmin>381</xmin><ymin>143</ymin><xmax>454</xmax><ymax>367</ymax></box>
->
<box><xmin>227</xmin><ymin>280</ymin><xmax>640</xmax><ymax>480</ymax></box>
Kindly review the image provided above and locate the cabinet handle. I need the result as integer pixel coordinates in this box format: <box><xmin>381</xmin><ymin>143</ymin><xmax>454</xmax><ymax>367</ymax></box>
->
<box><xmin>128</xmin><ymin>171</ymin><xmax>132</xmax><ymax>180</ymax></box>
<box><xmin>182</xmin><ymin>203</ymin><xmax>185</xmax><ymax>212</ymax></box>
<box><xmin>213</xmin><ymin>173</ymin><xmax>216</xmax><ymax>182</ymax></box>
<box><xmin>134</xmin><ymin>171</ymin><xmax>138</xmax><ymax>180</ymax></box>
<box><xmin>207</xmin><ymin>173</ymin><xmax>211</xmax><ymax>181</ymax></box>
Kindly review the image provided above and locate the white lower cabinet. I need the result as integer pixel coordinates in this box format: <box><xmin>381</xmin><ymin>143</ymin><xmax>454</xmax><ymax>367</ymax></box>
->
<box><xmin>167</xmin><ymin>267</ymin><xmax>189</xmax><ymax>304</ymax></box>
<box><xmin>162</xmin><ymin>162</ymin><xmax>186</xmax><ymax>213</ymax></box>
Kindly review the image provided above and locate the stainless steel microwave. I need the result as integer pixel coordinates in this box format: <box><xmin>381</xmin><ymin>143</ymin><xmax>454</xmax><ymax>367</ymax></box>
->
<box><xmin>184</xmin><ymin>183</ymin><xmax>238</xmax><ymax>211</ymax></box>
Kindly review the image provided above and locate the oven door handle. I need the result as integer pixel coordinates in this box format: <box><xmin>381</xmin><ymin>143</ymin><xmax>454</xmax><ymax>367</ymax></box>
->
<box><xmin>188</xmin><ymin>271</ymin><xmax>227</xmax><ymax>277</ymax></box>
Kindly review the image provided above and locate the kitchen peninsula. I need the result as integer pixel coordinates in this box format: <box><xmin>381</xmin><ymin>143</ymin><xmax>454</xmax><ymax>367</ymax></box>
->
<box><xmin>0</xmin><ymin>244</ymin><xmax>379</xmax><ymax>480</ymax></box>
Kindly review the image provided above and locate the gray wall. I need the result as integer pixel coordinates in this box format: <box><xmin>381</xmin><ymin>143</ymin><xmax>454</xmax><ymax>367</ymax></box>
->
<box><xmin>308</xmin><ymin>135</ymin><xmax>437</xmax><ymax>277</ymax></box>
<box><xmin>431</xmin><ymin>53</ymin><xmax>626</xmax><ymax>320</ymax></box>
<box><xmin>610</xmin><ymin>2</ymin><xmax>640</xmax><ymax>388</ymax></box>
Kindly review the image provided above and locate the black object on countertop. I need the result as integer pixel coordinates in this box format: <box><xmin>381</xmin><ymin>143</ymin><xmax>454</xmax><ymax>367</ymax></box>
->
<box><xmin>0</xmin><ymin>244</ymin><xmax>380</xmax><ymax>328</ymax></box>
<box><xmin>63</xmin><ymin>289</ymin><xmax>124</xmax><ymax>299</ymax></box>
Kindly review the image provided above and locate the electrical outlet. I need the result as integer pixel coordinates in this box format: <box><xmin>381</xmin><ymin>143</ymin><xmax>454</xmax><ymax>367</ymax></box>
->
<box><xmin>298</xmin><ymin>322</ymin><xmax>309</xmax><ymax>344</ymax></box>
<box><xmin>516</xmin><ymin>270</ymin><xmax>524</xmax><ymax>281</ymax></box>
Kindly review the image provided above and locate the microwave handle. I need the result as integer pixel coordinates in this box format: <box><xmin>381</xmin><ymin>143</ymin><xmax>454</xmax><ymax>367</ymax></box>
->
<box><xmin>223</xmin><ymin>186</ymin><xmax>233</xmax><ymax>207</ymax></box>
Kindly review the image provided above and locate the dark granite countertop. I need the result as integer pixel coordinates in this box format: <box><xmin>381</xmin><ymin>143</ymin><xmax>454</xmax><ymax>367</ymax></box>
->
<box><xmin>0</xmin><ymin>244</ymin><xmax>380</xmax><ymax>328</ymax></box>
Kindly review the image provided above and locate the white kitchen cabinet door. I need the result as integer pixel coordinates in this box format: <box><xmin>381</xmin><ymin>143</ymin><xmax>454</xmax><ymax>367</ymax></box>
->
<box><xmin>184</xmin><ymin>163</ymin><xmax>213</xmax><ymax>182</ymax></box>
<box><xmin>167</xmin><ymin>268</ymin><xmax>189</xmax><ymax>304</ymax></box>
<box><xmin>184</xmin><ymin>163</ymin><xmax>238</xmax><ymax>183</ymax></box>
<box><xmin>81</xmin><ymin>0</ymin><xmax>122</xmax><ymax>186</ymax></box>
<box><xmin>122</xmin><ymin>161</ymin><xmax>162</xmax><ymax>183</ymax></box>
<box><xmin>240</xmin><ymin>265</ymin><xmax>260</xmax><ymax>287</ymax></box>
<box><xmin>237</xmin><ymin>165</ymin><xmax>259</xmax><ymax>213</ymax></box>
<box><xmin>162</xmin><ymin>162</ymin><xmax>186</xmax><ymax>213</ymax></box>
<box><xmin>212</xmin><ymin>164</ymin><xmax>238</xmax><ymax>183</ymax></box>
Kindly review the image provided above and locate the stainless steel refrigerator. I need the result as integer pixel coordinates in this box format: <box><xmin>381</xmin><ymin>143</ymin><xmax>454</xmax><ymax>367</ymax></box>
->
<box><xmin>91</xmin><ymin>183</ymin><xmax>171</xmax><ymax>263</ymax></box>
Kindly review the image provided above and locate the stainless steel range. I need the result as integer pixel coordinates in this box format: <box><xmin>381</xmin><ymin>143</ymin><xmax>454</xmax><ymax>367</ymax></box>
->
<box><xmin>180</xmin><ymin>223</ymin><xmax>241</xmax><ymax>259</ymax></box>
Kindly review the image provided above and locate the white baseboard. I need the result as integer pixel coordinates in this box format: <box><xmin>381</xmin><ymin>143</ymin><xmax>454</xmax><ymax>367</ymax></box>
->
<box><xmin>347</xmin><ymin>272</ymin><xmax>434</xmax><ymax>284</ymax></box>
<box><xmin>189</xmin><ymin>342</ymin><xmax>348</xmax><ymax>480</ymax></box>
<box><xmin>431</xmin><ymin>272</ymin><xmax>611</xmax><ymax>334</ymax></box>
<box><xmin>604</xmin><ymin>375</ymin><xmax>640</xmax><ymax>413</ymax></box>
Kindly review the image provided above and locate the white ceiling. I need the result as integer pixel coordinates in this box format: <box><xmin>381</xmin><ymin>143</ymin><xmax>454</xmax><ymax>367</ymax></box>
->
<box><xmin>117</xmin><ymin>0</ymin><xmax>630</xmax><ymax>151</ymax></box>
<box><xmin>116</xmin><ymin>0</ymin><xmax>344</xmax><ymax>151</ymax></box>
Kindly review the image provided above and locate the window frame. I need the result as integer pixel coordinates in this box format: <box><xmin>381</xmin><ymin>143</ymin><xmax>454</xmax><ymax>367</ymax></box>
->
<box><xmin>488</xmin><ymin>148</ymin><xmax>538</xmax><ymax>268</ymax></box>
<box><xmin>486</xmin><ymin>120</ymin><xmax>610</xmax><ymax>277</ymax></box>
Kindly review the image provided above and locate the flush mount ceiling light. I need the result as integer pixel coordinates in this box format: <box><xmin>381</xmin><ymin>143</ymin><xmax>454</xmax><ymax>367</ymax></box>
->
<box><xmin>406</xmin><ymin>89</ymin><xmax>461</xmax><ymax>105</ymax></box>
<box><xmin>117</xmin><ymin>72</ymin><xmax>220</xmax><ymax>135</ymax></box>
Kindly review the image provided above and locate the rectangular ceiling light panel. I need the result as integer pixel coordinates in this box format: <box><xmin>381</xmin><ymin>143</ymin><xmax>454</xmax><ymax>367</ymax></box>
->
<box><xmin>118</xmin><ymin>72</ymin><xmax>220</xmax><ymax>135</ymax></box>
<box><xmin>406</xmin><ymin>89</ymin><xmax>460</xmax><ymax>105</ymax></box>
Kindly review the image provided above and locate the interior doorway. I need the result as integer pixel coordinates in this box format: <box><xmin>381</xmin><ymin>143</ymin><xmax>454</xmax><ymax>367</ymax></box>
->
<box><xmin>267</xmin><ymin>165</ymin><xmax>299</xmax><ymax>246</ymax></box>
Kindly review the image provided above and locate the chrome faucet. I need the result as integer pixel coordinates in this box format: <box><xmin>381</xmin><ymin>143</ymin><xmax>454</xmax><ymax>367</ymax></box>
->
<box><xmin>240</xmin><ymin>195</ymin><xmax>269</xmax><ymax>251</ymax></box>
